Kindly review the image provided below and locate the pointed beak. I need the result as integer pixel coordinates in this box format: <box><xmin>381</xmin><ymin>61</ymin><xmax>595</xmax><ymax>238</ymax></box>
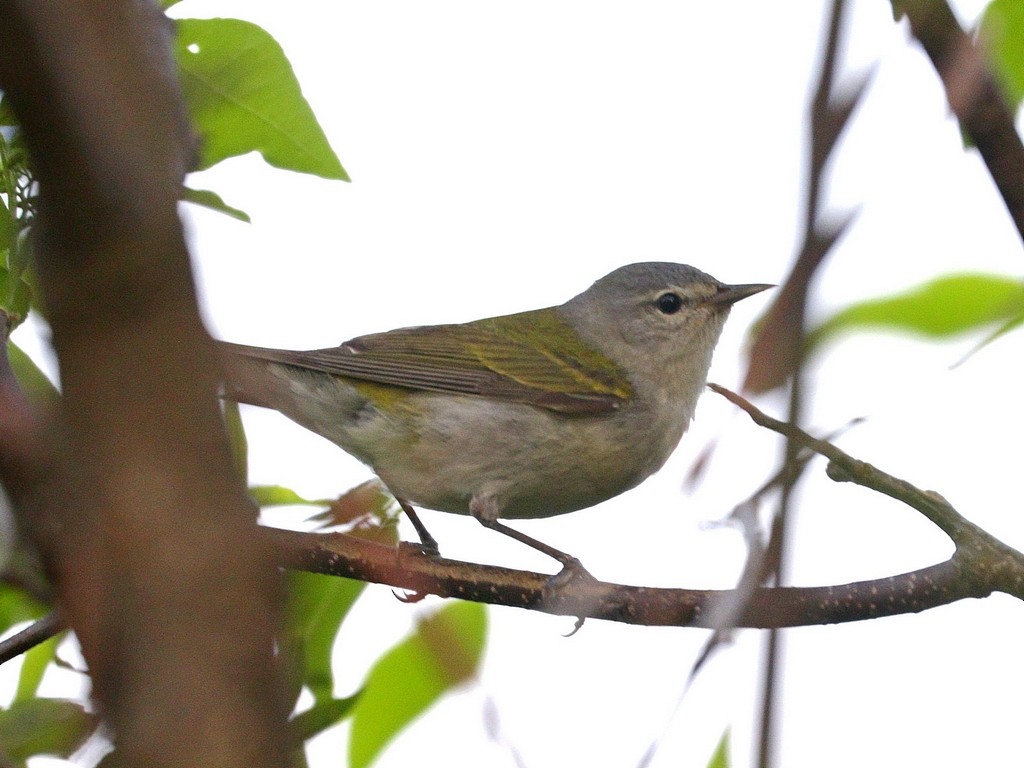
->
<box><xmin>707</xmin><ymin>282</ymin><xmax>774</xmax><ymax>306</ymax></box>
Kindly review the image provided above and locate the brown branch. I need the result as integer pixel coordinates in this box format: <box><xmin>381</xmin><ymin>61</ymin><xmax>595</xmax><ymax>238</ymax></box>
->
<box><xmin>0</xmin><ymin>3</ymin><xmax>288</xmax><ymax>766</ymax></box>
<box><xmin>710</xmin><ymin>383</ymin><xmax>1024</xmax><ymax>600</ymax></box>
<box><xmin>1</xmin><ymin>513</ymin><xmax>991</xmax><ymax>665</ymax></box>
<box><xmin>743</xmin><ymin>0</ymin><xmax>868</xmax><ymax>395</ymax></box>
<box><xmin>0</xmin><ymin>610</ymin><xmax>64</xmax><ymax>665</ymax></box>
<box><xmin>746</xmin><ymin>5</ymin><xmax>864</xmax><ymax>765</ymax></box>
<box><xmin>899</xmin><ymin>0</ymin><xmax>1024</xmax><ymax>245</ymax></box>
<box><xmin>262</xmin><ymin>525</ymin><xmax>993</xmax><ymax>630</ymax></box>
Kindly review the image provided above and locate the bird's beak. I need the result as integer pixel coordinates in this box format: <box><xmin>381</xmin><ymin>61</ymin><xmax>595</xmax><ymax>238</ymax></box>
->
<box><xmin>707</xmin><ymin>282</ymin><xmax>774</xmax><ymax>306</ymax></box>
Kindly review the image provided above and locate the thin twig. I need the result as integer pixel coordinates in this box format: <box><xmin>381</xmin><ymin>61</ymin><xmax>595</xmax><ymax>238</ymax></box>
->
<box><xmin>0</xmin><ymin>611</ymin><xmax>64</xmax><ymax>665</ymax></box>
<box><xmin>710</xmin><ymin>382</ymin><xmax>1024</xmax><ymax>600</ymax></box>
<box><xmin>752</xmin><ymin>4</ymin><xmax>860</xmax><ymax>766</ymax></box>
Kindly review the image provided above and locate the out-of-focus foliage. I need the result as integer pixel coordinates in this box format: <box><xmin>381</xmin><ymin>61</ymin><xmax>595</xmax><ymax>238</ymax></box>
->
<box><xmin>979</xmin><ymin>0</ymin><xmax>1024</xmax><ymax>112</ymax></box>
<box><xmin>348</xmin><ymin>601</ymin><xmax>488</xmax><ymax>768</ymax></box>
<box><xmin>806</xmin><ymin>273</ymin><xmax>1024</xmax><ymax>357</ymax></box>
<box><xmin>4</xmin><ymin>342</ymin><xmax>56</xmax><ymax>405</ymax></box>
<box><xmin>0</xmin><ymin>698</ymin><xmax>98</xmax><ymax>768</ymax></box>
<box><xmin>0</xmin><ymin>95</ymin><xmax>36</xmax><ymax>331</ymax></box>
<box><xmin>706</xmin><ymin>730</ymin><xmax>730</xmax><ymax>768</ymax></box>
<box><xmin>180</xmin><ymin>187</ymin><xmax>251</xmax><ymax>222</ymax></box>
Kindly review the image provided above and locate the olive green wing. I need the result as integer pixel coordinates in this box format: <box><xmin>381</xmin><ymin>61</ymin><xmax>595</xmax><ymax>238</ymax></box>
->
<box><xmin>223</xmin><ymin>308</ymin><xmax>633</xmax><ymax>415</ymax></box>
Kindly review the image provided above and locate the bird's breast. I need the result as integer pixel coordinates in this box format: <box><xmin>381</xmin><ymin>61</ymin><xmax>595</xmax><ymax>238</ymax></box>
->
<box><xmin>353</xmin><ymin>391</ymin><xmax>692</xmax><ymax>519</ymax></box>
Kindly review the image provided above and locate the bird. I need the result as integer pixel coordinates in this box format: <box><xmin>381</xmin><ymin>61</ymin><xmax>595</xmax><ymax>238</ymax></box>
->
<box><xmin>221</xmin><ymin>262</ymin><xmax>771</xmax><ymax>573</ymax></box>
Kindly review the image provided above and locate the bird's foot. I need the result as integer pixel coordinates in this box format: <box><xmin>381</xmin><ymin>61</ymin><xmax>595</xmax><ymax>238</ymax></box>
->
<box><xmin>546</xmin><ymin>555</ymin><xmax>596</xmax><ymax>589</ymax></box>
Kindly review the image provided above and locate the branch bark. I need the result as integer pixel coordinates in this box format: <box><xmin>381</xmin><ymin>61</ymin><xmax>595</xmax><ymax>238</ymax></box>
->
<box><xmin>0</xmin><ymin>3</ymin><xmax>288</xmax><ymax>766</ymax></box>
<box><xmin>261</xmin><ymin>522</ymin><xmax>999</xmax><ymax>631</ymax></box>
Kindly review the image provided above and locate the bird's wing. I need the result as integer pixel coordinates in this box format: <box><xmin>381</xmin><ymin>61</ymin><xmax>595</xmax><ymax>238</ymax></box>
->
<box><xmin>223</xmin><ymin>309</ymin><xmax>633</xmax><ymax>415</ymax></box>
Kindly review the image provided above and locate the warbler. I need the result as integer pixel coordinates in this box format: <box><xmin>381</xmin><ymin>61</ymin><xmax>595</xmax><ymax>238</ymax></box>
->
<box><xmin>221</xmin><ymin>262</ymin><xmax>770</xmax><ymax>570</ymax></box>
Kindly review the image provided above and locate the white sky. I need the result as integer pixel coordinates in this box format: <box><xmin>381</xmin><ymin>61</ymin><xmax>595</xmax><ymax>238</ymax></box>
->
<box><xmin>10</xmin><ymin>1</ymin><xmax>1024</xmax><ymax>767</ymax></box>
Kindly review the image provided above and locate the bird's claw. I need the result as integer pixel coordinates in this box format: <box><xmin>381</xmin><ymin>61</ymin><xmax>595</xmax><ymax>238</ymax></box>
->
<box><xmin>393</xmin><ymin>588</ymin><xmax>428</xmax><ymax>604</ymax></box>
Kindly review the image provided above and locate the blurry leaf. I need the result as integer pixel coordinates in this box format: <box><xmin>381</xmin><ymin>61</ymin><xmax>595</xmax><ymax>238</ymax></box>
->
<box><xmin>286</xmin><ymin>570</ymin><xmax>366</xmax><ymax>702</ymax></box>
<box><xmin>349</xmin><ymin>601</ymin><xmax>487</xmax><ymax>768</ymax></box>
<box><xmin>0</xmin><ymin>198</ymin><xmax>16</xmax><ymax>260</ymax></box>
<box><xmin>249</xmin><ymin>485</ymin><xmax>330</xmax><ymax>508</ymax></box>
<box><xmin>181</xmin><ymin>186</ymin><xmax>251</xmax><ymax>223</ymax></box>
<box><xmin>313</xmin><ymin>480</ymin><xmax>398</xmax><ymax>529</ymax></box>
<box><xmin>9</xmin><ymin>232</ymin><xmax>34</xmax><ymax>289</ymax></box>
<box><xmin>0</xmin><ymin>698</ymin><xmax>97</xmax><ymax>766</ymax></box>
<box><xmin>302</xmin><ymin>482</ymin><xmax>401</xmax><ymax>547</ymax></box>
<box><xmin>174</xmin><ymin>18</ymin><xmax>349</xmax><ymax>180</ymax></box>
<box><xmin>0</xmin><ymin>95</ymin><xmax>18</xmax><ymax>126</ymax></box>
<box><xmin>254</xmin><ymin>481</ymin><xmax>397</xmax><ymax>535</ymax></box>
<box><xmin>706</xmin><ymin>729</ymin><xmax>730</xmax><ymax>768</ymax></box>
<box><xmin>6</xmin><ymin>342</ymin><xmax>59</xmax><ymax>405</ymax></box>
<box><xmin>0</xmin><ymin>583</ymin><xmax>48</xmax><ymax>635</ymax></box>
<box><xmin>0</xmin><ymin>267</ymin><xmax>32</xmax><ymax>328</ymax></box>
<box><xmin>222</xmin><ymin>399</ymin><xmax>248</xmax><ymax>484</ymax></box>
<box><xmin>807</xmin><ymin>273</ymin><xmax>1024</xmax><ymax>352</ymax></box>
<box><xmin>952</xmin><ymin>307</ymin><xmax>1024</xmax><ymax>366</ymax></box>
<box><xmin>290</xmin><ymin>694</ymin><xmax>360</xmax><ymax>743</ymax></box>
<box><xmin>14</xmin><ymin>634</ymin><xmax>60</xmax><ymax>703</ymax></box>
<box><xmin>979</xmin><ymin>0</ymin><xmax>1024</xmax><ymax>111</ymax></box>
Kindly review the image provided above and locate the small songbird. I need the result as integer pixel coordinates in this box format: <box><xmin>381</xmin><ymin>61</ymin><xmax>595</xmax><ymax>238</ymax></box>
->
<box><xmin>222</xmin><ymin>262</ymin><xmax>770</xmax><ymax>571</ymax></box>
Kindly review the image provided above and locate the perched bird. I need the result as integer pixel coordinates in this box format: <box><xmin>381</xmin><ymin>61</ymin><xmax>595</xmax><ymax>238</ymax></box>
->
<box><xmin>222</xmin><ymin>262</ymin><xmax>770</xmax><ymax>572</ymax></box>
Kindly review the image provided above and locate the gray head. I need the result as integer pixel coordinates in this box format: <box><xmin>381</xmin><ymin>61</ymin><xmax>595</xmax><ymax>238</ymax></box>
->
<box><xmin>559</xmin><ymin>262</ymin><xmax>771</xmax><ymax>400</ymax></box>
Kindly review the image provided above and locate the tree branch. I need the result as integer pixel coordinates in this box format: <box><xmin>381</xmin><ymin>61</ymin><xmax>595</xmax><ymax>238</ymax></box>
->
<box><xmin>899</xmin><ymin>0</ymin><xmax>1024</xmax><ymax>245</ymax></box>
<box><xmin>262</xmin><ymin>523</ymin><xmax>995</xmax><ymax>630</ymax></box>
<box><xmin>710</xmin><ymin>383</ymin><xmax>1024</xmax><ymax>600</ymax></box>
<box><xmin>0</xmin><ymin>610</ymin><xmax>64</xmax><ymax>665</ymax></box>
<box><xmin>0</xmin><ymin>3</ymin><xmax>289</xmax><ymax>766</ymax></box>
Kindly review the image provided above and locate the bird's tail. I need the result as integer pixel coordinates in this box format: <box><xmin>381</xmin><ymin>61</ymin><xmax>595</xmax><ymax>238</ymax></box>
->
<box><xmin>217</xmin><ymin>341</ymin><xmax>283</xmax><ymax>409</ymax></box>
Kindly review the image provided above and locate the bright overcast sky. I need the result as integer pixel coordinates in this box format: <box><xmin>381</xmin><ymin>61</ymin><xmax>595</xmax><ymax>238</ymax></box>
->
<box><xmin>12</xmin><ymin>2</ymin><xmax>1024</xmax><ymax>767</ymax></box>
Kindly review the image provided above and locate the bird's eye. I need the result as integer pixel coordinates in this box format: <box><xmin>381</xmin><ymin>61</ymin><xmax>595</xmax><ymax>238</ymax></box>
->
<box><xmin>656</xmin><ymin>292</ymin><xmax>683</xmax><ymax>314</ymax></box>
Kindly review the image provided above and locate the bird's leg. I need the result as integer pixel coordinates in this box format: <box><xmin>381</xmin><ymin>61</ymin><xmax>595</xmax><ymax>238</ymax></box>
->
<box><xmin>396</xmin><ymin>498</ymin><xmax>440</xmax><ymax>557</ymax></box>
<box><xmin>469</xmin><ymin>495</ymin><xmax>592</xmax><ymax>582</ymax></box>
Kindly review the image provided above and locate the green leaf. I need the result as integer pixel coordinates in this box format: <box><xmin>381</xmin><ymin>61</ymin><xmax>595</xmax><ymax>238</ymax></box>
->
<box><xmin>0</xmin><ymin>95</ymin><xmax>18</xmax><ymax>127</ymax></box>
<box><xmin>0</xmin><ymin>698</ymin><xmax>97</xmax><ymax>766</ymax></box>
<box><xmin>706</xmin><ymin>729</ymin><xmax>730</xmax><ymax>768</ymax></box>
<box><xmin>979</xmin><ymin>0</ymin><xmax>1024</xmax><ymax>111</ymax></box>
<box><xmin>8</xmin><ymin>231</ymin><xmax>34</xmax><ymax>287</ymax></box>
<box><xmin>0</xmin><ymin>584</ymin><xmax>48</xmax><ymax>635</ymax></box>
<box><xmin>807</xmin><ymin>273</ymin><xmax>1024</xmax><ymax>352</ymax></box>
<box><xmin>249</xmin><ymin>485</ymin><xmax>330</xmax><ymax>508</ymax></box>
<box><xmin>5</xmin><ymin>342</ymin><xmax>59</xmax><ymax>406</ymax></box>
<box><xmin>222</xmin><ymin>399</ymin><xmax>248</xmax><ymax>483</ymax></box>
<box><xmin>181</xmin><ymin>186</ymin><xmax>251</xmax><ymax>223</ymax></box>
<box><xmin>290</xmin><ymin>694</ymin><xmax>360</xmax><ymax>743</ymax></box>
<box><xmin>0</xmin><ymin>266</ymin><xmax>32</xmax><ymax>328</ymax></box>
<box><xmin>174</xmin><ymin>18</ymin><xmax>349</xmax><ymax>180</ymax></box>
<box><xmin>286</xmin><ymin>570</ymin><xmax>367</xmax><ymax>703</ymax></box>
<box><xmin>349</xmin><ymin>601</ymin><xmax>488</xmax><ymax>768</ymax></box>
<box><xmin>14</xmin><ymin>634</ymin><xmax>61</xmax><ymax>703</ymax></box>
<box><xmin>0</xmin><ymin>197</ymin><xmax>16</xmax><ymax>262</ymax></box>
